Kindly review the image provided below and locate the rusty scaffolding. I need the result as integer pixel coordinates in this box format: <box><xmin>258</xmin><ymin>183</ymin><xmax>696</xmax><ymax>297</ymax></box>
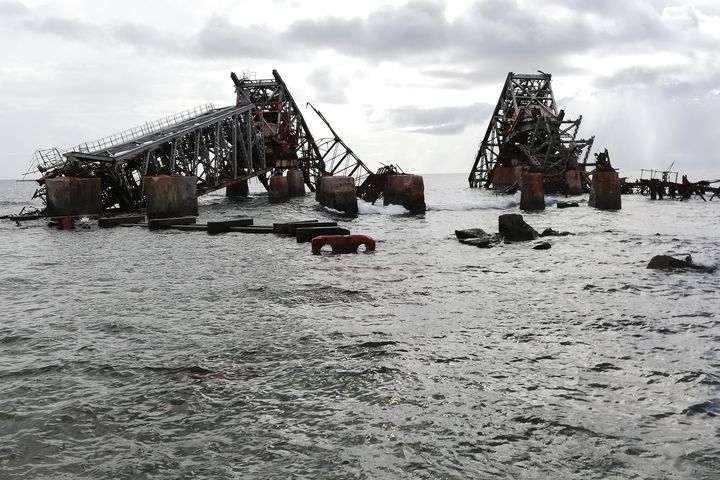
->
<box><xmin>468</xmin><ymin>72</ymin><xmax>596</xmax><ymax>193</ymax></box>
<box><xmin>28</xmin><ymin>70</ymin><xmax>384</xmax><ymax>213</ymax></box>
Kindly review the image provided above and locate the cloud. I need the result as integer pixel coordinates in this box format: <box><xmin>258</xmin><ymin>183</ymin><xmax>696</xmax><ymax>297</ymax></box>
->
<box><xmin>380</xmin><ymin>102</ymin><xmax>493</xmax><ymax>135</ymax></box>
<box><xmin>0</xmin><ymin>0</ymin><xmax>28</xmax><ymax>18</ymax></box>
<box><xmin>306</xmin><ymin>67</ymin><xmax>349</xmax><ymax>104</ymax></box>
<box><xmin>194</xmin><ymin>15</ymin><xmax>290</xmax><ymax>59</ymax></box>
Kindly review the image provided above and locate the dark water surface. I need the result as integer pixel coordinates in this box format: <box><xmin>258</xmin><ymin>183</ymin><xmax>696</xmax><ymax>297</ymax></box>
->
<box><xmin>1</xmin><ymin>175</ymin><xmax>719</xmax><ymax>479</ymax></box>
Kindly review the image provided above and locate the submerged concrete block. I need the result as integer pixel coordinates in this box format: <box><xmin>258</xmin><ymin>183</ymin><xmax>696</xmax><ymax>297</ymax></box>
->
<box><xmin>144</xmin><ymin>176</ymin><xmax>198</xmax><ymax>219</ymax></box>
<box><xmin>316</xmin><ymin>176</ymin><xmax>358</xmax><ymax>214</ymax></box>
<box><xmin>520</xmin><ymin>172</ymin><xmax>545</xmax><ymax>211</ymax></box>
<box><xmin>383</xmin><ymin>175</ymin><xmax>426</xmax><ymax>214</ymax></box>
<box><xmin>45</xmin><ymin>177</ymin><xmax>101</xmax><ymax>217</ymax></box>
<box><xmin>148</xmin><ymin>216</ymin><xmax>197</xmax><ymax>230</ymax></box>
<box><xmin>226</xmin><ymin>180</ymin><xmax>249</xmax><ymax>197</ymax></box>
<box><xmin>269</xmin><ymin>175</ymin><xmax>289</xmax><ymax>203</ymax></box>
<box><xmin>287</xmin><ymin>168</ymin><xmax>306</xmax><ymax>196</ymax></box>
<box><xmin>589</xmin><ymin>170</ymin><xmax>622</xmax><ymax>210</ymax></box>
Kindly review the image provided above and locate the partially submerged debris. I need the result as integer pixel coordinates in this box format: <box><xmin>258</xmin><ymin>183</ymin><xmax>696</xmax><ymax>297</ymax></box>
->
<box><xmin>647</xmin><ymin>255</ymin><xmax>716</xmax><ymax>272</ymax></box>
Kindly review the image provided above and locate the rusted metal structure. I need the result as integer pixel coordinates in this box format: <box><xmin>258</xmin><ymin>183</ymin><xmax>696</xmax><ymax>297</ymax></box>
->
<box><xmin>621</xmin><ymin>169</ymin><xmax>719</xmax><ymax>201</ymax></box>
<box><xmin>469</xmin><ymin>72</ymin><xmax>596</xmax><ymax>193</ymax></box>
<box><xmin>26</xmin><ymin>70</ymin><xmax>402</xmax><ymax>214</ymax></box>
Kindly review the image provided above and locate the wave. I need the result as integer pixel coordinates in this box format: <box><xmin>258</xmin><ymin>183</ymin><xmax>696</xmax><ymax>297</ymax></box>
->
<box><xmin>427</xmin><ymin>198</ymin><xmax>519</xmax><ymax>211</ymax></box>
<box><xmin>357</xmin><ymin>200</ymin><xmax>408</xmax><ymax>215</ymax></box>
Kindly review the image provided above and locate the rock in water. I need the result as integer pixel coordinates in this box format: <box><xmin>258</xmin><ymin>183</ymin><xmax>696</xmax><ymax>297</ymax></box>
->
<box><xmin>459</xmin><ymin>237</ymin><xmax>495</xmax><ymax>248</ymax></box>
<box><xmin>540</xmin><ymin>228</ymin><xmax>573</xmax><ymax>237</ymax></box>
<box><xmin>498</xmin><ymin>214</ymin><xmax>538</xmax><ymax>242</ymax></box>
<box><xmin>455</xmin><ymin>228</ymin><xmax>487</xmax><ymax>240</ymax></box>
<box><xmin>557</xmin><ymin>202</ymin><xmax>579</xmax><ymax>209</ymax></box>
<box><xmin>647</xmin><ymin>255</ymin><xmax>715</xmax><ymax>272</ymax></box>
<box><xmin>533</xmin><ymin>242</ymin><xmax>552</xmax><ymax>250</ymax></box>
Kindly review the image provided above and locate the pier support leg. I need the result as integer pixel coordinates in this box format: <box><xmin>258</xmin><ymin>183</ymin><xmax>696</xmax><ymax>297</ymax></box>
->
<box><xmin>492</xmin><ymin>166</ymin><xmax>522</xmax><ymax>191</ymax></box>
<box><xmin>269</xmin><ymin>174</ymin><xmax>289</xmax><ymax>203</ymax></box>
<box><xmin>45</xmin><ymin>177</ymin><xmax>102</xmax><ymax>217</ymax></box>
<box><xmin>226</xmin><ymin>180</ymin><xmax>249</xmax><ymax>197</ymax></box>
<box><xmin>520</xmin><ymin>172</ymin><xmax>545</xmax><ymax>211</ymax></box>
<box><xmin>316</xmin><ymin>176</ymin><xmax>358</xmax><ymax>214</ymax></box>
<box><xmin>565</xmin><ymin>170</ymin><xmax>583</xmax><ymax>195</ymax></box>
<box><xmin>287</xmin><ymin>168</ymin><xmax>306</xmax><ymax>196</ymax></box>
<box><xmin>383</xmin><ymin>175</ymin><xmax>426</xmax><ymax>214</ymax></box>
<box><xmin>589</xmin><ymin>171</ymin><xmax>622</xmax><ymax>210</ymax></box>
<box><xmin>144</xmin><ymin>176</ymin><xmax>198</xmax><ymax>218</ymax></box>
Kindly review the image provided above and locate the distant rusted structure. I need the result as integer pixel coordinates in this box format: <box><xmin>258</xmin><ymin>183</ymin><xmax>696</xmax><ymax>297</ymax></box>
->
<box><xmin>469</xmin><ymin>72</ymin><xmax>598</xmax><ymax>194</ymax></box>
<box><xmin>622</xmin><ymin>169</ymin><xmax>719</xmax><ymax>201</ymax></box>
<box><xmin>25</xmin><ymin>70</ymin><xmax>410</xmax><ymax>214</ymax></box>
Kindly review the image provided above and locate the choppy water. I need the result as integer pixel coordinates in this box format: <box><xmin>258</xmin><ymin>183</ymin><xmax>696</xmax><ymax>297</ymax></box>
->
<box><xmin>1</xmin><ymin>175</ymin><xmax>719</xmax><ymax>479</ymax></box>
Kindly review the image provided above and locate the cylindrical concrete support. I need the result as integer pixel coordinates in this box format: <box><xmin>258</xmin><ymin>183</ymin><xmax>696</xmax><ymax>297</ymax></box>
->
<box><xmin>226</xmin><ymin>180</ymin><xmax>249</xmax><ymax>197</ymax></box>
<box><xmin>589</xmin><ymin>170</ymin><xmax>622</xmax><ymax>210</ymax></box>
<box><xmin>565</xmin><ymin>170</ymin><xmax>583</xmax><ymax>195</ymax></box>
<box><xmin>268</xmin><ymin>174</ymin><xmax>289</xmax><ymax>203</ymax></box>
<box><xmin>520</xmin><ymin>172</ymin><xmax>545</xmax><ymax>211</ymax></box>
<box><xmin>316</xmin><ymin>176</ymin><xmax>358</xmax><ymax>214</ymax></box>
<box><xmin>287</xmin><ymin>168</ymin><xmax>306</xmax><ymax>196</ymax></box>
<box><xmin>144</xmin><ymin>176</ymin><xmax>198</xmax><ymax>219</ymax></box>
<box><xmin>383</xmin><ymin>175</ymin><xmax>426</xmax><ymax>214</ymax></box>
<box><xmin>45</xmin><ymin>177</ymin><xmax>102</xmax><ymax>217</ymax></box>
<box><xmin>492</xmin><ymin>166</ymin><xmax>522</xmax><ymax>190</ymax></box>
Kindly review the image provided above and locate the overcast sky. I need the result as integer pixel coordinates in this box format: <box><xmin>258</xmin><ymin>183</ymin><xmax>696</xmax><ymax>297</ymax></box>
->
<box><xmin>1</xmin><ymin>0</ymin><xmax>719</xmax><ymax>179</ymax></box>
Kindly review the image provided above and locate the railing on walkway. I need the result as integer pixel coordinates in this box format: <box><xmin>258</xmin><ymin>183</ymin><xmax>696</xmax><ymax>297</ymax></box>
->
<box><xmin>28</xmin><ymin>103</ymin><xmax>216</xmax><ymax>175</ymax></box>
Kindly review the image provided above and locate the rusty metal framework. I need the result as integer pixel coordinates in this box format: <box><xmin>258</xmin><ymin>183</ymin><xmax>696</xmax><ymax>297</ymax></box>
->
<box><xmin>27</xmin><ymin>69</ymin><xmax>398</xmax><ymax>213</ymax></box>
<box><xmin>32</xmin><ymin>104</ymin><xmax>264</xmax><ymax>211</ymax></box>
<box><xmin>469</xmin><ymin>72</ymin><xmax>595</xmax><ymax>192</ymax></box>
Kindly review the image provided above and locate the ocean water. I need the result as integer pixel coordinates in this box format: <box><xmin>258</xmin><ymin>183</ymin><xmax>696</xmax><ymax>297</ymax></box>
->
<box><xmin>0</xmin><ymin>174</ymin><xmax>718</xmax><ymax>479</ymax></box>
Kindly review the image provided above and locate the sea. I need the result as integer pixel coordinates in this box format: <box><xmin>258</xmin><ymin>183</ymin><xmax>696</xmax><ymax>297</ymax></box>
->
<box><xmin>0</xmin><ymin>174</ymin><xmax>718</xmax><ymax>479</ymax></box>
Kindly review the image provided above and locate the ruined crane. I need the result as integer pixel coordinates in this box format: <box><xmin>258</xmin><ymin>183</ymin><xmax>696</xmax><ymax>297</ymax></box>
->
<box><xmin>468</xmin><ymin>72</ymin><xmax>596</xmax><ymax>194</ymax></box>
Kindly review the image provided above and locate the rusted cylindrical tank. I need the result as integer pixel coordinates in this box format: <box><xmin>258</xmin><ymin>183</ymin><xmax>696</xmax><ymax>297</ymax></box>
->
<box><xmin>226</xmin><ymin>180</ymin><xmax>249</xmax><ymax>197</ymax></box>
<box><xmin>269</xmin><ymin>174</ymin><xmax>289</xmax><ymax>203</ymax></box>
<box><xmin>520</xmin><ymin>172</ymin><xmax>545</xmax><ymax>211</ymax></box>
<box><xmin>383</xmin><ymin>175</ymin><xmax>426</xmax><ymax>214</ymax></box>
<box><xmin>565</xmin><ymin>170</ymin><xmax>583</xmax><ymax>195</ymax></box>
<box><xmin>45</xmin><ymin>177</ymin><xmax>102</xmax><ymax>217</ymax></box>
<box><xmin>589</xmin><ymin>170</ymin><xmax>622</xmax><ymax>210</ymax></box>
<box><xmin>286</xmin><ymin>168</ymin><xmax>306</xmax><ymax>196</ymax></box>
<box><xmin>493</xmin><ymin>166</ymin><xmax>522</xmax><ymax>190</ymax></box>
<box><xmin>316</xmin><ymin>176</ymin><xmax>358</xmax><ymax>214</ymax></box>
<box><xmin>144</xmin><ymin>176</ymin><xmax>198</xmax><ymax>219</ymax></box>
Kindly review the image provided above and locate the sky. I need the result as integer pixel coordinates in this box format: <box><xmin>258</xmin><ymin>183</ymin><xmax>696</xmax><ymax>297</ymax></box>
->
<box><xmin>1</xmin><ymin>0</ymin><xmax>719</xmax><ymax>179</ymax></box>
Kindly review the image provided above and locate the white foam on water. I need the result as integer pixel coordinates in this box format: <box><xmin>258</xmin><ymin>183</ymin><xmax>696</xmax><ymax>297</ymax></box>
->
<box><xmin>357</xmin><ymin>200</ymin><xmax>408</xmax><ymax>215</ymax></box>
<box><xmin>427</xmin><ymin>197</ymin><xmax>519</xmax><ymax>211</ymax></box>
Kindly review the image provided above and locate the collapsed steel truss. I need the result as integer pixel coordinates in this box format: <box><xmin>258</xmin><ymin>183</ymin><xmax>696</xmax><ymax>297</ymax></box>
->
<box><xmin>29</xmin><ymin>70</ymin><xmax>381</xmax><ymax>212</ymax></box>
<box><xmin>468</xmin><ymin>72</ymin><xmax>595</xmax><ymax>192</ymax></box>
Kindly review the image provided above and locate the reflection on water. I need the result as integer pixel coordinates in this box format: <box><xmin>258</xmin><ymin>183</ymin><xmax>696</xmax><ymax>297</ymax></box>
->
<box><xmin>0</xmin><ymin>175</ymin><xmax>719</xmax><ymax>479</ymax></box>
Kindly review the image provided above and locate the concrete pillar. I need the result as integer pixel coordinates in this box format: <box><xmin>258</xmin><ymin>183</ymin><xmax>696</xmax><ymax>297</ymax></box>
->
<box><xmin>268</xmin><ymin>174</ymin><xmax>289</xmax><ymax>203</ymax></box>
<box><xmin>287</xmin><ymin>168</ymin><xmax>305</xmax><ymax>196</ymax></box>
<box><xmin>144</xmin><ymin>176</ymin><xmax>198</xmax><ymax>219</ymax></box>
<box><xmin>520</xmin><ymin>172</ymin><xmax>545</xmax><ymax>211</ymax></box>
<box><xmin>226</xmin><ymin>180</ymin><xmax>249</xmax><ymax>197</ymax></box>
<box><xmin>589</xmin><ymin>170</ymin><xmax>622</xmax><ymax>210</ymax></box>
<box><xmin>383</xmin><ymin>174</ymin><xmax>426</xmax><ymax>214</ymax></box>
<box><xmin>316</xmin><ymin>176</ymin><xmax>358</xmax><ymax>214</ymax></box>
<box><xmin>45</xmin><ymin>177</ymin><xmax>101</xmax><ymax>216</ymax></box>
<box><xmin>492</xmin><ymin>166</ymin><xmax>522</xmax><ymax>190</ymax></box>
<box><xmin>565</xmin><ymin>170</ymin><xmax>583</xmax><ymax>195</ymax></box>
